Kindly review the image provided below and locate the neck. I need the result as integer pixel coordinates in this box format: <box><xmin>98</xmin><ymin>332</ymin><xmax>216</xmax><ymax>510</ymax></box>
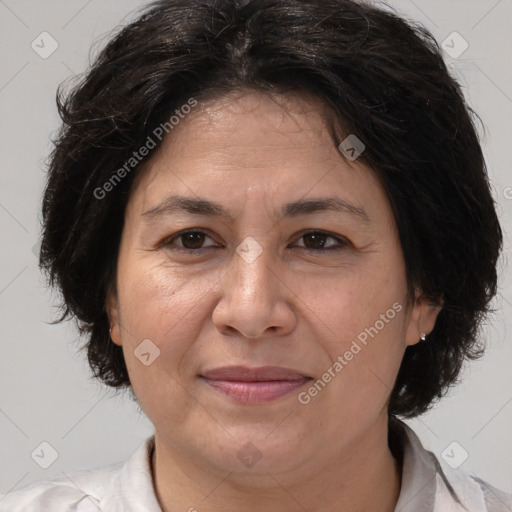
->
<box><xmin>152</xmin><ymin>415</ymin><xmax>402</xmax><ymax>512</ymax></box>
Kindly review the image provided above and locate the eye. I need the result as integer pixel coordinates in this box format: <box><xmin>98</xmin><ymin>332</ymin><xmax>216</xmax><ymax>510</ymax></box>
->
<box><xmin>162</xmin><ymin>229</ymin><xmax>348</xmax><ymax>253</ymax></box>
<box><xmin>164</xmin><ymin>230</ymin><xmax>218</xmax><ymax>251</ymax></box>
<box><xmin>293</xmin><ymin>230</ymin><xmax>348</xmax><ymax>252</ymax></box>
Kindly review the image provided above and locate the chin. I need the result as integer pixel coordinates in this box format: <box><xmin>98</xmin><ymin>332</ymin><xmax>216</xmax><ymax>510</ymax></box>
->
<box><xmin>202</xmin><ymin>429</ymin><xmax>309</xmax><ymax>476</ymax></box>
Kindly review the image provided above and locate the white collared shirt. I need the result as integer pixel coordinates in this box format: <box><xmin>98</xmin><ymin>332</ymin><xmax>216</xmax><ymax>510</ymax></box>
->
<box><xmin>1</xmin><ymin>421</ymin><xmax>510</xmax><ymax>511</ymax></box>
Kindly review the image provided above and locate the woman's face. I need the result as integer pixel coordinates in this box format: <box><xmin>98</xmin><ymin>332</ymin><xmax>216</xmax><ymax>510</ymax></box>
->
<box><xmin>108</xmin><ymin>90</ymin><xmax>437</xmax><ymax>478</ymax></box>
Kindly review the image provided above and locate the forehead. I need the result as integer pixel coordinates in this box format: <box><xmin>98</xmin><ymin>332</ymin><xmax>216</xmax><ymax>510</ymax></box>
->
<box><xmin>133</xmin><ymin>89</ymin><xmax>338</xmax><ymax>180</ymax></box>
<box><xmin>127</xmin><ymin>89</ymin><xmax>386</xmax><ymax>221</ymax></box>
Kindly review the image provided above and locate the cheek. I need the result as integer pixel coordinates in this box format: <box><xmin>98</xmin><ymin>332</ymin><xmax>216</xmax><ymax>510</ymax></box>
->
<box><xmin>312</xmin><ymin>259</ymin><xmax>406</xmax><ymax>343</ymax></box>
<box><xmin>116</xmin><ymin>260</ymin><xmax>214</xmax><ymax>426</ymax></box>
<box><xmin>306</xmin><ymin>259</ymin><xmax>408</xmax><ymax>405</ymax></box>
<box><xmin>306</xmin><ymin>310</ymin><xmax>406</xmax><ymax>434</ymax></box>
<box><xmin>119</xmin><ymin>257</ymin><xmax>212</xmax><ymax>333</ymax></box>
<box><xmin>319</xmin><ymin>289</ymin><xmax>406</xmax><ymax>382</ymax></box>
<box><xmin>116</xmin><ymin>257</ymin><xmax>219</xmax><ymax>385</ymax></box>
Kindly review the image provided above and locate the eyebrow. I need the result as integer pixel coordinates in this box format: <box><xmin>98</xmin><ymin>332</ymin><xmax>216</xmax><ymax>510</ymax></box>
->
<box><xmin>142</xmin><ymin>195</ymin><xmax>370</xmax><ymax>223</ymax></box>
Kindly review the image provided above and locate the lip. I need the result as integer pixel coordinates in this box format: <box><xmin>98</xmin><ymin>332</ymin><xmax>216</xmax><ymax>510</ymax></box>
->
<box><xmin>200</xmin><ymin>366</ymin><xmax>312</xmax><ymax>404</ymax></box>
<box><xmin>201</xmin><ymin>365</ymin><xmax>309</xmax><ymax>381</ymax></box>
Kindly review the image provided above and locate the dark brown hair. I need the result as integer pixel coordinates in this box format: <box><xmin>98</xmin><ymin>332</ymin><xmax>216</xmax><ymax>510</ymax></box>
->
<box><xmin>39</xmin><ymin>0</ymin><xmax>502</xmax><ymax>418</ymax></box>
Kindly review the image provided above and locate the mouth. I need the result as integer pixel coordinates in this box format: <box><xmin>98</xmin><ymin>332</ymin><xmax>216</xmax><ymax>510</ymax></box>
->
<box><xmin>199</xmin><ymin>365</ymin><xmax>312</xmax><ymax>404</ymax></box>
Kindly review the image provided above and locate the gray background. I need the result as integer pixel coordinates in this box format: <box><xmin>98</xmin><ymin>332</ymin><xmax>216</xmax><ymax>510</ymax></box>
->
<box><xmin>0</xmin><ymin>0</ymin><xmax>511</xmax><ymax>496</ymax></box>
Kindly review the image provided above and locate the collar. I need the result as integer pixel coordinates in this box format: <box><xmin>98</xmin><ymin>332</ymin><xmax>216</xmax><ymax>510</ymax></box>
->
<box><xmin>392</xmin><ymin>419</ymin><xmax>487</xmax><ymax>512</ymax></box>
<box><xmin>97</xmin><ymin>435</ymin><xmax>162</xmax><ymax>512</ymax></box>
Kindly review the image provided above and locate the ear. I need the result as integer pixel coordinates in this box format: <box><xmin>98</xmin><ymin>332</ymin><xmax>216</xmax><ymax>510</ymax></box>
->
<box><xmin>405</xmin><ymin>292</ymin><xmax>442</xmax><ymax>347</ymax></box>
<box><xmin>106</xmin><ymin>283</ymin><xmax>123</xmax><ymax>347</ymax></box>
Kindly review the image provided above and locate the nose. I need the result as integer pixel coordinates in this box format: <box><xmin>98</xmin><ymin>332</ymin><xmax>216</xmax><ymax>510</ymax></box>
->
<box><xmin>212</xmin><ymin>244</ymin><xmax>297</xmax><ymax>340</ymax></box>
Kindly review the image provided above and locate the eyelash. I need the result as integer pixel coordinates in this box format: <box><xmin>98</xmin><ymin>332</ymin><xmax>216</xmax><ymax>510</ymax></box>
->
<box><xmin>162</xmin><ymin>229</ymin><xmax>349</xmax><ymax>253</ymax></box>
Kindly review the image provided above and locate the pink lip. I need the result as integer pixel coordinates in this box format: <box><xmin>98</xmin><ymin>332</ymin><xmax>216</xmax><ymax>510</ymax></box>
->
<box><xmin>200</xmin><ymin>366</ymin><xmax>311</xmax><ymax>404</ymax></box>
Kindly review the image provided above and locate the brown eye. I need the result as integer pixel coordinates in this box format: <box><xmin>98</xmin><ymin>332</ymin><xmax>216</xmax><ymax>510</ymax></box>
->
<box><xmin>302</xmin><ymin>232</ymin><xmax>329</xmax><ymax>249</ymax></box>
<box><xmin>165</xmin><ymin>230</ymin><xmax>217</xmax><ymax>251</ymax></box>
<box><xmin>179</xmin><ymin>232</ymin><xmax>207</xmax><ymax>249</ymax></box>
<box><xmin>295</xmin><ymin>231</ymin><xmax>348</xmax><ymax>252</ymax></box>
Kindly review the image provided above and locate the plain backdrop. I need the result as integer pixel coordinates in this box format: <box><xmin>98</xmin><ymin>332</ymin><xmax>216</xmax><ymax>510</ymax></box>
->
<box><xmin>0</xmin><ymin>0</ymin><xmax>511</xmax><ymax>496</ymax></box>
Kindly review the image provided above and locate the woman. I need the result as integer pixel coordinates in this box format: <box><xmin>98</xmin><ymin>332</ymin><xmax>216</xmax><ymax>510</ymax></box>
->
<box><xmin>1</xmin><ymin>0</ymin><xmax>510</xmax><ymax>510</ymax></box>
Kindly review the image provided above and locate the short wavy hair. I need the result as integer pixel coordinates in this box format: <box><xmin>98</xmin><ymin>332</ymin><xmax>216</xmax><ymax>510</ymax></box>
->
<box><xmin>40</xmin><ymin>0</ymin><xmax>503</xmax><ymax>419</ymax></box>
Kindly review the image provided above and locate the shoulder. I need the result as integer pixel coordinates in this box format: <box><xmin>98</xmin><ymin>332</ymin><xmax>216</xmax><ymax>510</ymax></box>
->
<box><xmin>0</xmin><ymin>463</ymin><xmax>122</xmax><ymax>512</ymax></box>
<box><xmin>393</xmin><ymin>419</ymin><xmax>512</xmax><ymax>512</ymax></box>
<box><xmin>0</xmin><ymin>435</ymin><xmax>158</xmax><ymax>512</ymax></box>
<box><xmin>471</xmin><ymin>476</ymin><xmax>512</xmax><ymax>512</ymax></box>
<box><xmin>434</xmin><ymin>447</ymin><xmax>512</xmax><ymax>511</ymax></box>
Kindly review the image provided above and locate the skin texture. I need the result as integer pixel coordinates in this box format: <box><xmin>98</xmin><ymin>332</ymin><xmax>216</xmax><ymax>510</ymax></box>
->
<box><xmin>107</xmin><ymin>89</ymin><xmax>441</xmax><ymax>512</ymax></box>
